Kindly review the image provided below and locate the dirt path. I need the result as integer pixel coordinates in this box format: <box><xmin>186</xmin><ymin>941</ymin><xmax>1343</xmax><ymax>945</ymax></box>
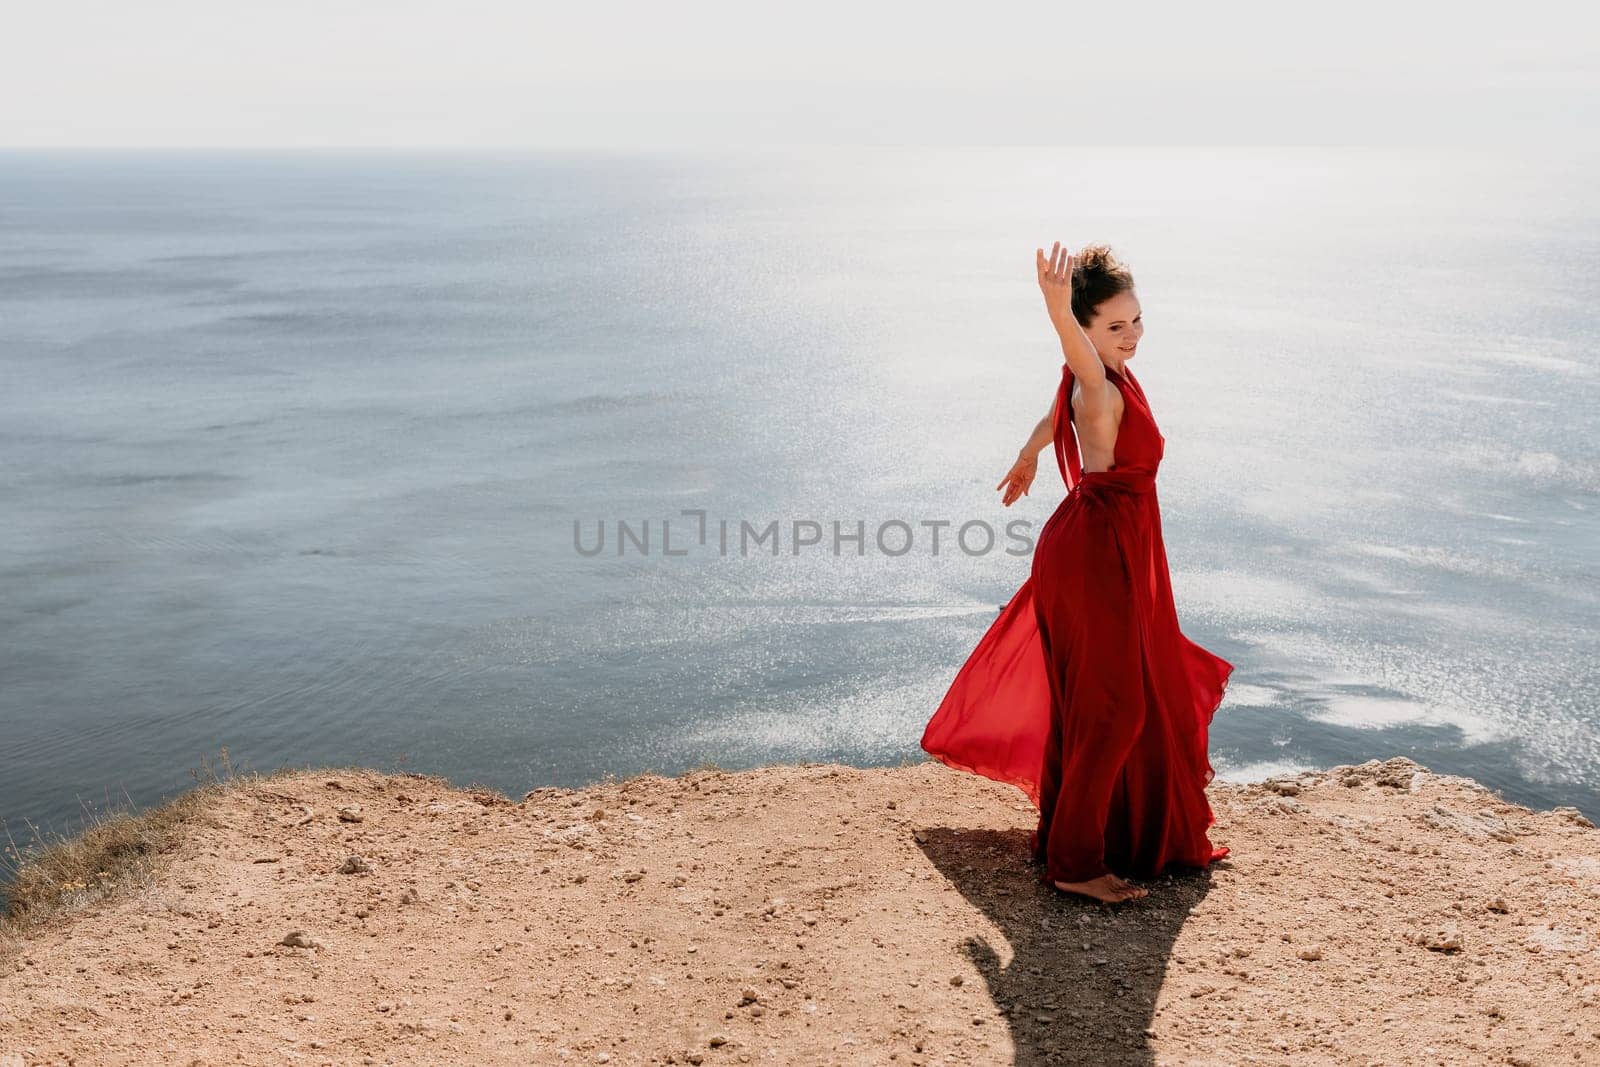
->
<box><xmin>2</xmin><ymin>756</ymin><xmax>1597</xmax><ymax>1065</ymax></box>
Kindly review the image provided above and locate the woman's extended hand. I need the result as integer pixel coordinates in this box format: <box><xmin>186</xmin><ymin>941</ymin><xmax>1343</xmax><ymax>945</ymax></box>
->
<box><xmin>996</xmin><ymin>452</ymin><xmax>1039</xmax><ymax>507</ymax></box>
<box><xmin>1036</xmin><ymin>241</ymin><xmax>1075</xmax><ymax>335</ymax></box>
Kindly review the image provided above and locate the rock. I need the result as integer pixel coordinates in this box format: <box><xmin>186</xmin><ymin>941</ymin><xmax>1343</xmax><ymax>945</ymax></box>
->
<box><xmin>1417</xmin><ymin>924</ymin><xmax>1463</xmax><ymax>953</ymax></box>
<box><xmin>1330</xmin><ymin>756</ymin><xmax>1425</xmax><ymax>792</ymax></box>
<box><xmin>1486</xmin><ymin>897</ymin><xmax>1510</xmax><ymax>914</ymax></box>
<box><xmin>1423</xmin><ymin>805</ymin><xmax>1517</xmax><ymax>843</ymax></box>
<box><xmin>1373</xmin><ymin>761</ymin><xmax>1418</xmax><ymax>789</ymax></box>
<box><xmin>949</xmin><ymin>975</ymin><xmax>964</xmax><ymax>987</ymax></box>
<box><xmin>400</xmin><ymin>887</ymin><xmax>421</xmax><ymax>905</ymax></box>
<box><xmin>1526</xmin><ymin>925</ymin><xmax>1589</xmax><ymax>953</ymax></box>
<box><xmin>339</xmin><ymin>855</ymin><xmax>373</xmax><ymax>875</ymax></box>
<box><xmin>1297</xmin><ymin>946</ymin><xmax>1323</xmax><ymax>961</ymax></box>
<box><xmin>1273</xmin><ymin>796</ymin><xmax>1308</xmax><ymax>815</ymax></box>
<box><xmin>1550</xmin><ymin>806</ymin><xmax>1595</xmax><ymax>829</ymax></box>
<box><xmin>1263</xmin><ymin>779</ymin><xmax>1301</xmax><ymax>796</ymax></box>
<box><xmin>279</xmin><ymin>930</ymin><xmax>317</xmax><ymax>949</ymax></box>
<box><xmin>708</xmin><ymin>1035</ymin><xmax>728</xmax><ymax>1047</ymax></box>
<box><xmin>337</xmin><ymin>806</ymin><xmax>364</xmax><ymax>823</ymax></box>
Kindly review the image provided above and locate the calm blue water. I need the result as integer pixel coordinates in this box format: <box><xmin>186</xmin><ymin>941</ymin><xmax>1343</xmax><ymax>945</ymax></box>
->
<box><xmin>3</xmin><ymin>148</ymin><xmax>1597</xmax><ymax>901</ymax></box>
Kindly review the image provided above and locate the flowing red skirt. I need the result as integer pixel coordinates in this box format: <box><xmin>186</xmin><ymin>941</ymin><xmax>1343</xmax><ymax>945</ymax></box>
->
<box><xmin>920</xmin><ymin>469</ymin><xmax>1232</xmax><ymax>885</ymax></box>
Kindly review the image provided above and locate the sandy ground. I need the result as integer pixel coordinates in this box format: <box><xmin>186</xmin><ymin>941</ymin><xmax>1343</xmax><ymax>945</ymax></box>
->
<box><xmin>1</xmin><ymin>755</ymin><xmax>1597</xmax><ymax>1066</ymax></box>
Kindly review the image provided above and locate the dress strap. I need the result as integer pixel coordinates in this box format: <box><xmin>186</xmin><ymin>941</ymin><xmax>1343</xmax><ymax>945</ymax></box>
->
<box><xmin>1052</xmin><ymin>363</ymin><xmax>1083</xmax><ymax>490</ymax></box>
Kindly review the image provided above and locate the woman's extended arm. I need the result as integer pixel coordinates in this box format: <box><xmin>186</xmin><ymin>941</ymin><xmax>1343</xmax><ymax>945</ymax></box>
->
<box><xmin>1019</xmin><ymin>395</ymin><xmax>1057</xmax><ymax>458</ymax></box>
<box><xmin>996</xmin><ymin>394</ymin><xmax>1058</xmax><ymax>507</ymax></box>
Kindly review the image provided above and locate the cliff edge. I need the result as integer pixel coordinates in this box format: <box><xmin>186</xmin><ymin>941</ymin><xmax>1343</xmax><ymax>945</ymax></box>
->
<box><xmin>2</xmin><ymin>756</ymin><xmax>1597</xmax><ymax>1065</ymax></box>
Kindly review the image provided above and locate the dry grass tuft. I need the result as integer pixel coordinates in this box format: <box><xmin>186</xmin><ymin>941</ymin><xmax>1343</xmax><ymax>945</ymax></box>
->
<box><xmin>0</xmin><ymin>746</ymin><xmax>384</xmax><ymax>959</ymax></box>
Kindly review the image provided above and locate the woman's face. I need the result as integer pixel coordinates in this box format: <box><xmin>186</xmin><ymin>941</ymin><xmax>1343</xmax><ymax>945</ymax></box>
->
<box><xmin>1083</xmin><ymin>289</ymin><xmax>1144</xmax><ymax>363</ymax></box>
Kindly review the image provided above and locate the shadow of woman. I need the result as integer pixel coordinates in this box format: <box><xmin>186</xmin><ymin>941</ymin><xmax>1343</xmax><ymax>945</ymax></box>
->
<box><xmin>917</xmin><ymin>823</ymin><xmax>1225</xmax><ymax>1066</ymax></box>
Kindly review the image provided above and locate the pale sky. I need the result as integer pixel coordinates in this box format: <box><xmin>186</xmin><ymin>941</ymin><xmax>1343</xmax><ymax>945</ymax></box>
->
<box><xmin>2</xmin><ymin>0</ymin><xmax>1594</xmax><ymax>147</ymax></box>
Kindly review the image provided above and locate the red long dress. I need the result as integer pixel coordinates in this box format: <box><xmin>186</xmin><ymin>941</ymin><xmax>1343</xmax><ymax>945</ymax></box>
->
<box><xmin>920</xmin><ymin>361</ymin><xmax>1232</xmax><ymax>886</ymax></box>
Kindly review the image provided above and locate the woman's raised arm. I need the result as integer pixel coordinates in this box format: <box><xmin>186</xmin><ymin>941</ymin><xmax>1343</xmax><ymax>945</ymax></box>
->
<box><xmin>1036</xmin><ymin>242</ymin><xmax>1114</xmax><ymax>423</ymax></box>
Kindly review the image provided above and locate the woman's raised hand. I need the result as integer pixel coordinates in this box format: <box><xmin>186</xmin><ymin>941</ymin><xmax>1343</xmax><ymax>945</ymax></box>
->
<box><xmin>996</xmin><ymin>452</ymin><xmax>1038</xmax><ymax>507</ymax></box>
<box><xmin>1036</xmin><ymin>241</ymin><xmax>1075</xmax><ymax>334</ymax></box>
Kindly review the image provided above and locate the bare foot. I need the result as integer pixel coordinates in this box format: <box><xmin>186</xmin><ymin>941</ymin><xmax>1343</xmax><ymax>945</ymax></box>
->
<box><xmin>1104</xmin><ymin>875</ymin><xmax>1148</xmax><ymax>900</ymax></box>
<box><xmin>1051</xmin><ymin>873</ymin><xmax>1148</xmax><ymax>903</ymax></box>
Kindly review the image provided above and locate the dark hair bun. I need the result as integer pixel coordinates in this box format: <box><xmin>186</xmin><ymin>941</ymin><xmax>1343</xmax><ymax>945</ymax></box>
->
<box><xmin>1070</xmin><ymin>243</ymin><xmax>1135</xmax><ymax>327</ymax></box>
<box><xmin>1073</xmin><ymin>244</ymin><xmax>1123</xmax><ymax>276</ymax></box>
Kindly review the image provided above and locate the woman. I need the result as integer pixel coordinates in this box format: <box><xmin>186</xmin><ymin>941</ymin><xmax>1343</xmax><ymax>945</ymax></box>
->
<box><xmin>920</xmin><ymin>241</ymin><xmax>1232</xmax><ymax>905</ymax></box>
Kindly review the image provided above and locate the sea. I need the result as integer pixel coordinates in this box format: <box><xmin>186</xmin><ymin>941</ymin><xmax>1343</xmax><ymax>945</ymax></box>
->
<box><xmin>2</xmin><ymin>146</ymin><xmax>1597</xmax><ymax>904</ymax></box>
